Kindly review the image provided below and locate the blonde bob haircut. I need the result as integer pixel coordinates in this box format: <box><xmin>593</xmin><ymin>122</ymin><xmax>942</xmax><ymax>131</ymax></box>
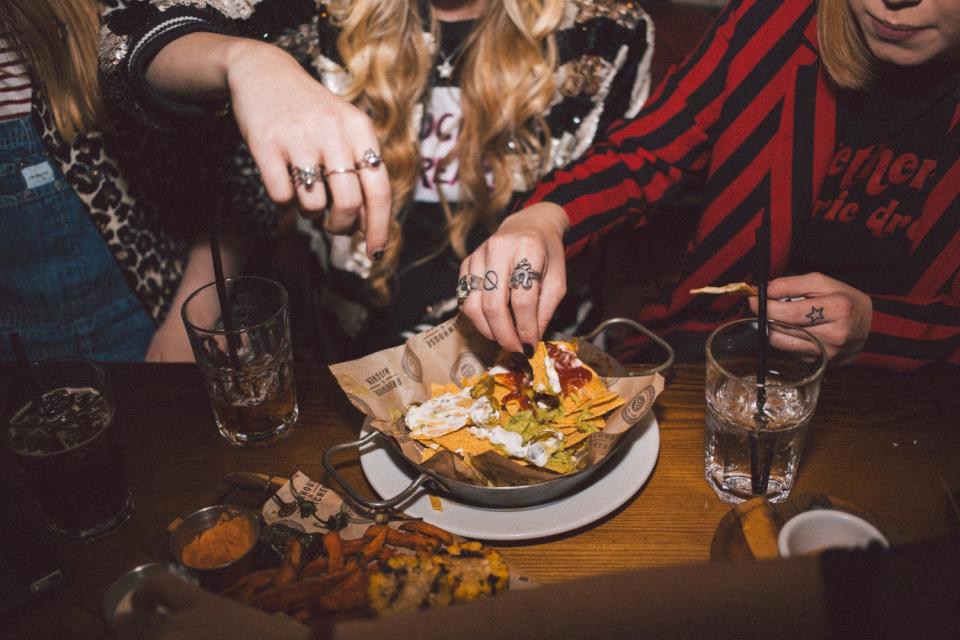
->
<box><xmin>329</xmin><ymin>0</ymin><xmax>565</xmax><ymax>305</ymax></box>
<box><xmin>817</xmin><ymin>0</ymin><xmax>874</xmax><ymax>89</ymax></box>
<box><xmin>2</xmin><ymin>0</ymin><xmax>102</xmax><ymax>142</ymax></box>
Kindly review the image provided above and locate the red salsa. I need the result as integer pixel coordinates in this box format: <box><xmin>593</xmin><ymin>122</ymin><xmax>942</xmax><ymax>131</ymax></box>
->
<box><xmin>546</xmin><ymin>343</ymin><xmax>592</xmax><ymax>395</ymax></box>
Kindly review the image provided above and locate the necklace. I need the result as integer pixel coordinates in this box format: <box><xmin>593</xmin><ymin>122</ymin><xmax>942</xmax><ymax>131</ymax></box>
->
<box><xmin>436</xmin><ymin>45</ymin><xmax>463</xmax><ymax>80</ymax></box>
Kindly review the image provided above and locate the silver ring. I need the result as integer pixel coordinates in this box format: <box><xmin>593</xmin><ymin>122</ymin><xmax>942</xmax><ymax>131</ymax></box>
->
<box><xmin>289</xmin><ymin>165</ymin><xmax>322</xmax><ymax>189</ymax></box>
<box><xmin>324</xmin><ymin>166</ymin><xmax>358</xmax><ymax>176</ymax></box>
<box><xmin>508</xmin><ymin>258</ymin><xmax>542</xmax><ymax>290</ymax></box>
<box><xmin>357</xmin><ymin>148</ymin><xmax>383</xmax><ymax>170</ymax></box>
<box><xmin>456</xmin><ymin>274</ymin><xmax>482</xmax><ymax>306</ymax></box>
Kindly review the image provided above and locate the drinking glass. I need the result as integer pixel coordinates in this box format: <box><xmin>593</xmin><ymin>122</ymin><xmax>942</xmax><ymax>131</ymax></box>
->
<box><xmin>1</xmin><ymin>359</ymin><xmax>134</xmax><ymax>541</ymax></box>
<box><xmin>704</xmin><ymin>318</ymin><xmax>827</xmax><ymax>504</ymax></box>
<box><xmin>181</xmin><ymin>276</ymin><xmax>298</xmax><ymax>445</ymax></box>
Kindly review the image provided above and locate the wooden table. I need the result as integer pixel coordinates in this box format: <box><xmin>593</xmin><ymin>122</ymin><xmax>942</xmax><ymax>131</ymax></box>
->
<box><xmin>5</xmin><ymin>362</ymin><xmax>960</xmax><ymax>639</ymax></box>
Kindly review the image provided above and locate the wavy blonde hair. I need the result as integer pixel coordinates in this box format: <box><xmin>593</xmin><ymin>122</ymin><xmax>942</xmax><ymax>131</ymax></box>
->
<box><xmin>817</xmin><ymin>0</ymin><xmax>874</xmax><ymax>89</ymax></box>
<box><xmin>329</xmin><ymin>0</ymin><xmax>564</xmax><ymax>304</ymax></box>
<box><xmin>2</xmin><ymin>0</ymin><xmax>102</xmax><ymax>142</ymax></box>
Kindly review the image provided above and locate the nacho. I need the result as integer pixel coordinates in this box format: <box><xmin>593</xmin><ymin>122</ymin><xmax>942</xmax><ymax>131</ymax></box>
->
<box><xmin>403</xmin><ymin>340</ymin><xmax>624</xmax><ymax>475</ymax></box>
<box><xmin>689</xmin><ymin>282</ymin><xmax>758</xmax><ymax>297</ymax></box>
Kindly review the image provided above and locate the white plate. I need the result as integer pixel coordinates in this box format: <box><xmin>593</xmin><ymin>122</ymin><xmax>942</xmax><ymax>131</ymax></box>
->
<box><xmin>358</xmin><ymin>413</ymin><xmax>659</xmax><ymax>541</ymax></box>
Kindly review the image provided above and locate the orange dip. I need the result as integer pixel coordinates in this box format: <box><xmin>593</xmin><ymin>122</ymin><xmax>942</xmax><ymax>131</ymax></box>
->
<box><xmin>181</xmin><ymin>513</ymin><xmax>256</xmax><ymax>569</ymax></box>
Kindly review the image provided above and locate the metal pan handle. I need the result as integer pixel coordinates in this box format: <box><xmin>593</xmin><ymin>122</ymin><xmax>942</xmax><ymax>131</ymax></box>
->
<box><xmin>322</xmin><ymin>429</ymin><xmax>449</xmax><ymax>511</ymax></box>
<box><xmin>581</xmin><ymin>317</ymin><xmax>674</xmax><ymax>376</ymax></box>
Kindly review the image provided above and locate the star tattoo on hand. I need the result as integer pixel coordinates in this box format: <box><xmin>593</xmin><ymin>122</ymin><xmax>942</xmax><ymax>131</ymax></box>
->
<box><xmin>806</xmin><ymin>306</ymin><xmax>825</xmax><ymax>325</ymax></box>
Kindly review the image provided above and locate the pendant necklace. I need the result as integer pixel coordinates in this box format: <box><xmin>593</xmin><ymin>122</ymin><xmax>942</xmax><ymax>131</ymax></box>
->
<box><xmin>436</xmin><ymin>42</ymin><xmax>465</xmax><ymax>80</ymax></box>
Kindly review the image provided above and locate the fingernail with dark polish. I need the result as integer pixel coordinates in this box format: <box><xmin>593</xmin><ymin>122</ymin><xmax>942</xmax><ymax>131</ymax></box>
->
<box><xmin>372</xmin><ymin>250</ymin><xmax>384</xmax><ymax>261</ymax></box>
<box><xmin>522</xmin><ymin>343</ymin><xmax>534</xmax><ymax>358</ymax></box>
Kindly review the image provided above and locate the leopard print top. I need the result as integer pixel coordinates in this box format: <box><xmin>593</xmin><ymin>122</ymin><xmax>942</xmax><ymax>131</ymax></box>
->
<box><xmin>32</xmin><ymin>88</ymin><xmax>188</xmax><ymax>324</ymax></box>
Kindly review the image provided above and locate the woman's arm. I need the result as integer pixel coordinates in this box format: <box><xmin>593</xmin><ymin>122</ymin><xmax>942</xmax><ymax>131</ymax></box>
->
<box><xmin>459</xmin><ymin>0</ymin><xmax>756</xmax><ymax>349</ymax></box>
<box><xmin>145</xmin><ymin>232</ymin><xmax>248</xmax><ymax>362</ymax></box>
<box><xmin>100</xmin><ymin>2</ymin><xmax>391</xmax><ymax>258</ymax></box>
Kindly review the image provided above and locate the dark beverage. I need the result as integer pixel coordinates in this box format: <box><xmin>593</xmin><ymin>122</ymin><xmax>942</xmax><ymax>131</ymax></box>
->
<box><xmin>198</xmin><ymin>348</ymin><xmax>298</xmax><ymax>445</ymax></box>
<box><xmin>210</xmin><ymin>373</ymin><xmax>297</xmax><ymax>442</ymax></box>
<box><xmin>5</xmin><ymin>376</ymin><xmax>133</xmax><ymax>541</ymax></box>
<box><xmin>182</xmin><ymin>276</ymin><xmax>299</xmax><ymax>446</ymax></box>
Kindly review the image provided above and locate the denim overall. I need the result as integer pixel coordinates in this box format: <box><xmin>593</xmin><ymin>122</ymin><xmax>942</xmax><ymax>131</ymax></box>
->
<box><xmin>0</xmin><ymin>116</ymin><xmax>155</xmax><ymax>361</ymax></box>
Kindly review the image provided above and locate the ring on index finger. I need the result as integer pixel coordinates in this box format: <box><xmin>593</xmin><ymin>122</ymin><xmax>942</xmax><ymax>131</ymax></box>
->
<box><xmin>508</xmin><ymin>258</ymin><xmax>542</xmax><ymax>290</ymax></box>
<box><xmin>289</xmin><ymin>165</ymin><xmax>322</xmax><ymax>189</ymax></box>
<box><xmin>356</xmin><ymin>148</ymin><xmax>383</xmax><ymax>170</ymax></box>
<box><xmin>456</xmin><ymin>274</ymin><xmax>482</xmax><ymax>307</ymax></box>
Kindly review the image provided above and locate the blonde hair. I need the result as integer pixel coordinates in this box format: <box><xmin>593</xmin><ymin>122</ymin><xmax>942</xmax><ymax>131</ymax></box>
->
<box><xmin>330</xmin><ymin>0</ymin><xmax>564</xmax><ymax>304</ymax></box>
<box><xmin>817</xmin><ymin>0</ymin><xmax>874</xmax><ymax>89</ymax></box>
<box><xmin>1</xmin><ymin>0</ymin><xmax>101</xmax><ymax>142</ymax></box>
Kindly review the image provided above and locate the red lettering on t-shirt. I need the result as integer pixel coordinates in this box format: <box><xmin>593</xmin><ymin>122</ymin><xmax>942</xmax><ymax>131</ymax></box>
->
<box><xmin>828</xmin><ymin>146</ymin><xmax>852</xmax><ymax>176</ymax></box>
<box><xmin>908</xmin><ymin>158</ymin><xmax>937</xmax><ymax>189</ymax></box>
<box><xmin>865</xmin><ymin>148</ymin><xmax>895</xmax><ymax>196</ymax></box>
<box><xmin>840</xmin><ymin>145</ymin><xmax>878</xmax><ymax>190</ymax></box>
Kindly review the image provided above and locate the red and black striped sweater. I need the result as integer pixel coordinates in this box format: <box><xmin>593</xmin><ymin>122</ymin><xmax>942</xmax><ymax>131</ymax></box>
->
<box><xmin>527</xmin><ymin>0</ymin><xmax>959</xmax><ymax>370</ymax></box>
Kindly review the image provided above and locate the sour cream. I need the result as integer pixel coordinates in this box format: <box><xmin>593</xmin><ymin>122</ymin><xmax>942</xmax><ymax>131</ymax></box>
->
<box><xmin>405</xmin><ymin>390</ymin><xmax>499</xmax><ymax>439</ymax></box>
<box><xmin>467</xmin><ymin>425</ymin><xmax>563</xmax><ymax>468</ymax></box>
<box><xmin>543</xmin><ymin>355</ymin><xmax>562</xmax><ymax>394</ymax></box>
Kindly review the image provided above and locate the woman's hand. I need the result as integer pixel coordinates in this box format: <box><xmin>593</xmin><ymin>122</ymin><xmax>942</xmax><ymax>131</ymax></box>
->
<box><xmin>750</xmin><ymin>272</ymin><xmax>873</xmax><ymax>365</ymax></box>
<box><xmin>147</xmin><ymin>34</ymin><xmax>392</xmax><ymax>258</ymax></box>
<box><xmin>458</xmin><ymin>203</ymin><xmax>569</xmax><ymax>353</ymax></box>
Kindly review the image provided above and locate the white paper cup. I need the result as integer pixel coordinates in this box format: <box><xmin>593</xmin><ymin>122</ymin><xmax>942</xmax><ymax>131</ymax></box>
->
<box><xmin>778</xmin><ymin>509</ymin><xmax>889</xmax><ymax>557</ymax></box>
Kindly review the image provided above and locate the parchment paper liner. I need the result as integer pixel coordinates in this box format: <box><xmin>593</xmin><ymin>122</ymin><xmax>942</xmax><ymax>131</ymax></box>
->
<box><xmin>329</xmin><ymin>316</ymin><xmax>664</xmax><ymax>487</ymax></box>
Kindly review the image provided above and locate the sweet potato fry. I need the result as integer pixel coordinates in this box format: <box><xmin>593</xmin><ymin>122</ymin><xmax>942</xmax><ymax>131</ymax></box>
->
<box><xmin>250</xmin><ymin>568</ymin><xmax>353</xmax><ymax>612</ymax></box>
<box><xmin>273</xmin><ymin>538</ymin><xmax>303</xmax><ymax>587</ymax></box>
<box><xmin>316</xmin><ymin>568</ymin><xmax>368</xmax><ymax>612</ymax></box>
<box><xmin>362</xmin><ymin>524</ymin><xmax>389</xmax><ymax>540</ymax></box>
<box><xmin>359</xmin><ymin>526</ymin><xmax>387</xmax><ymax>562</ymax></box>
<box><xmin>385</xmin><ymin>528</ymin><xmax>440</xmax><ymax>551</ymax></box>
<box><xmin>222</xmin><ymin>569</ymin><xmax>278</xmax><ymax>601</ymax></box>
<box><xmin>300</xmin><ymin>555</ymin><xmax>327</xmax><ymax>578</ymax></box>
<box><xmin>398</xmin><ymin>520</ymin><xmax>455</xmax><ymax>545</ymax></box>
<box><xmin>341</xmin><ymin>538</ymin><xmax>366</xmax><ymax>556</ymax></box>
<box><xmin>323</xmin><ymin>530</ymin><xmax>344</xmax><ymax>571</ymax></box>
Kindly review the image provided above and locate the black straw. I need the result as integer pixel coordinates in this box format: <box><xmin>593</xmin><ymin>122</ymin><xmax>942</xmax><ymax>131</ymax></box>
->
<box><xmin>209</xmin><ymin>220</ymin><xmax>242</xmax><ymax>370</ymax></box>
<box><xmin>751</xmin><ymin>211</ymin><xmax>772</xmax><ymax>495</ymax></box>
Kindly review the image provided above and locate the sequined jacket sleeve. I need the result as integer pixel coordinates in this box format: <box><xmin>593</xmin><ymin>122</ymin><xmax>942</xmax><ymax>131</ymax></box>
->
<box><xmin>99</xmin><ymin>0</ymin><xmax>320</xmax><ymax>131</ymax></box>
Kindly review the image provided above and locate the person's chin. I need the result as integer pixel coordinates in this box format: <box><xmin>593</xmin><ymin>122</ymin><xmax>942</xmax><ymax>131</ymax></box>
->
<box><xmin>866</xmin><ymin>38</ymin><xmax>943</xmax><ymax>68</ymax></box>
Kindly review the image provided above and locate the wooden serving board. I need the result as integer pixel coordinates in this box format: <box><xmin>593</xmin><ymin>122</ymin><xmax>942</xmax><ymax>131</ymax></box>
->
<box><xmin>710</xmin><ymin>492</ymin><xmax>885</xmax><ymax>561</ymax></box>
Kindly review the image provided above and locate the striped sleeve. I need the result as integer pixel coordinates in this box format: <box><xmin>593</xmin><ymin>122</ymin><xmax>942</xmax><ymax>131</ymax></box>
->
<box><xmin>525</xmin><ymin>0</ymin><xmax>755</xmax><ymax>255</ymax></box>
<box><xmin>857</xmin><ymin>121</ymin><xmax>960</xmax><ymax>370</ymax></box>
<box><xmin>0</xmin><ymin>36</ymin><xmax>32</xmax><ymax>120</ymax></box>
<box><xmin>862</xmin><ymin>294</ymin><xmax>960</xmax><ymax>369</ymax></box>
<box><xmin>859</xmin><ymin>224</ymin><xmax>960</xmax><ymax>370</ymax></box>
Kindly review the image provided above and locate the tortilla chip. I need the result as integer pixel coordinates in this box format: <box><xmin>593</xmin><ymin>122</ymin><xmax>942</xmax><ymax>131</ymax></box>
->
<box><xmin>562</xmin><ymin>430</ymin><xmax>593</xmax><ymax>449</ymax></box>
<box><xmin>575</xmin><ymin>373</ymin><xmax>608</xmax><ymax>400</ymax></box>
<box><xmin>431</xmin><ymin>382</ymin><xmax>461</xmax><ymax>397</ymax></box>
<box><xmin>586</xmin><ymin>393</ymin><xmax>626</xmax><ymax>415</ymax></box>
<box><xmin>433</xmin><ymin>429</ymin><xmax>495</xmax><ymax>457</ymax></box>
<box><xmin>689</xmin><ymin>282</ymin><xmax>758</xmax><ymax>297</ymax></box>
<box><xmin>530</xmin><ymin>342</ymin><xmax>554</xmax><ymax>394</ymax></box>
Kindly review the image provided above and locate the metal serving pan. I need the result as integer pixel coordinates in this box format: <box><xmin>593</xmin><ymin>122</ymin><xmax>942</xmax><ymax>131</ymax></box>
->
<box><xmin>322</xmin><ymin>318</ymin><xmax>673</xmax><ymax>510</ymax></box>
